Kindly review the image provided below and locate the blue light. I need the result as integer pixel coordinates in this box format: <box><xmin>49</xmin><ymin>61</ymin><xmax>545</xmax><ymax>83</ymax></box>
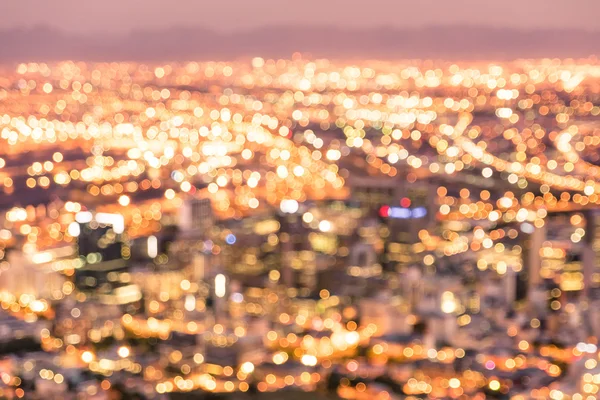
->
<box><xmin>411</xmin><ymin>207</ymin><xmax>428</xmax><ymax>219</ymax></box>
<box><xmin>384</xmin><ymin>206</ymin><xmax>428</xmax><ymax>219</ymax></box>
<box><xmin>225</xmin><ymin>234</ymin><xmax>237</xmax><ymax>245</ymax></box>
<box><xmin>171</xmin><ymin>170</ymin><xmax>184</xmax><ymax>181</ymax></box>
<box><xmin>388</xmin><ymin>207</ymin><xmax>412</xmax><ymax>219</ymax></box>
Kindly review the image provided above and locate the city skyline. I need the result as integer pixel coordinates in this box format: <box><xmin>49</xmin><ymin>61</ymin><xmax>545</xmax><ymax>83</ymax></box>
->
<box><xmin>0</xmin><ymin>57</ymin><xmax>599</xmax><ymax>398</ymax></box>
<box><xmin>1</xmin><ymin>2</ymin><xmax>600</xmax><ymax>399</ymax></box>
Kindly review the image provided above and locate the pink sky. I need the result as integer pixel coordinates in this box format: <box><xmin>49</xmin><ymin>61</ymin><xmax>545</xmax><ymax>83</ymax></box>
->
<box><xmin>1</xmin><ymin>0</ymin><xmax>599</xmax><ymax>33</ymax></box>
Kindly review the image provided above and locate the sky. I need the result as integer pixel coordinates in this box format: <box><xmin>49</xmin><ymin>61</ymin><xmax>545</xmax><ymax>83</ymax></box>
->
<box><xmin>1</xmin><ymin>0</ymin><xmax>599</xmax><ymax>34</ymax></box>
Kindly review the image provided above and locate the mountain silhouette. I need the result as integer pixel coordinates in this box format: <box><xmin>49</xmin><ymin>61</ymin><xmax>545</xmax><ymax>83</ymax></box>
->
<box><xmin>0</xmin><ymin>25</ymin><xmax>598</xmax><ymax>61</ymax></box>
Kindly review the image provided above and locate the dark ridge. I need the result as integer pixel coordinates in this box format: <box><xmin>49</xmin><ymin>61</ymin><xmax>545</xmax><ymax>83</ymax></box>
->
<box><xmin>0</xmin><ymin>25</ymin><xmax>599</xmax><ymax>62</ymax></box>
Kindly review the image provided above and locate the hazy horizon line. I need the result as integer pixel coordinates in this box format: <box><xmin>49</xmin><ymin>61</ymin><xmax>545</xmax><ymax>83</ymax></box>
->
<box><xmin>1</xmin><ymin>24</ymin><xmax>598</xmax><ymax>62</ymax></box>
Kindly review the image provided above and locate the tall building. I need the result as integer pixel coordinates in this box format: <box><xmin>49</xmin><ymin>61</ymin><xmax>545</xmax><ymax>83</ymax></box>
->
<box><xmin>72</xmin><ymin>211</ymin><xmax>140</xmax><ymax>305</ymax></box>
<box><xmin>179</xmin><ymin>197</ymin><xmax>213</xmax><ymax>233</ymax></box>
<box><xmin>380</xmin><ymin>183</ymin><xmax>436</xmax><ymax>273</ymax></box>
<box><xmin>277</xmin><ymin>210</ymin><xmax>305</xmax><ymax>289</ymax></box>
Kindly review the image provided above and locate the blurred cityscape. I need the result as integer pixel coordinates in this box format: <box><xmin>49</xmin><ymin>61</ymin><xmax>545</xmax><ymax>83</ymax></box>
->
<box><xmin>0</xmin><ymin>58</ymin><xmax>599</xmax><ymax>399</ymax></box>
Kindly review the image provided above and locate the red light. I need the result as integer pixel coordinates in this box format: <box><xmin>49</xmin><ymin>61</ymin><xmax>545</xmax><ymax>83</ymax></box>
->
<box><xmin>379</xmin><ymin>205</ymin><xmax>390</xmax><ymax>217</ymax></box>
<box><xmin>400</xmin><ymin>197</ymin><xmax>411</xmax><ymax>208</ymax></box>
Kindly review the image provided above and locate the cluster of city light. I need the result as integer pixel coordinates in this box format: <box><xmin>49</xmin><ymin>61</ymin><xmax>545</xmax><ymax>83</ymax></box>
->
<box><xmin>1</xmin><ymin>57</ymin><xmax>600</xmax><ymax>399</ymax></box>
